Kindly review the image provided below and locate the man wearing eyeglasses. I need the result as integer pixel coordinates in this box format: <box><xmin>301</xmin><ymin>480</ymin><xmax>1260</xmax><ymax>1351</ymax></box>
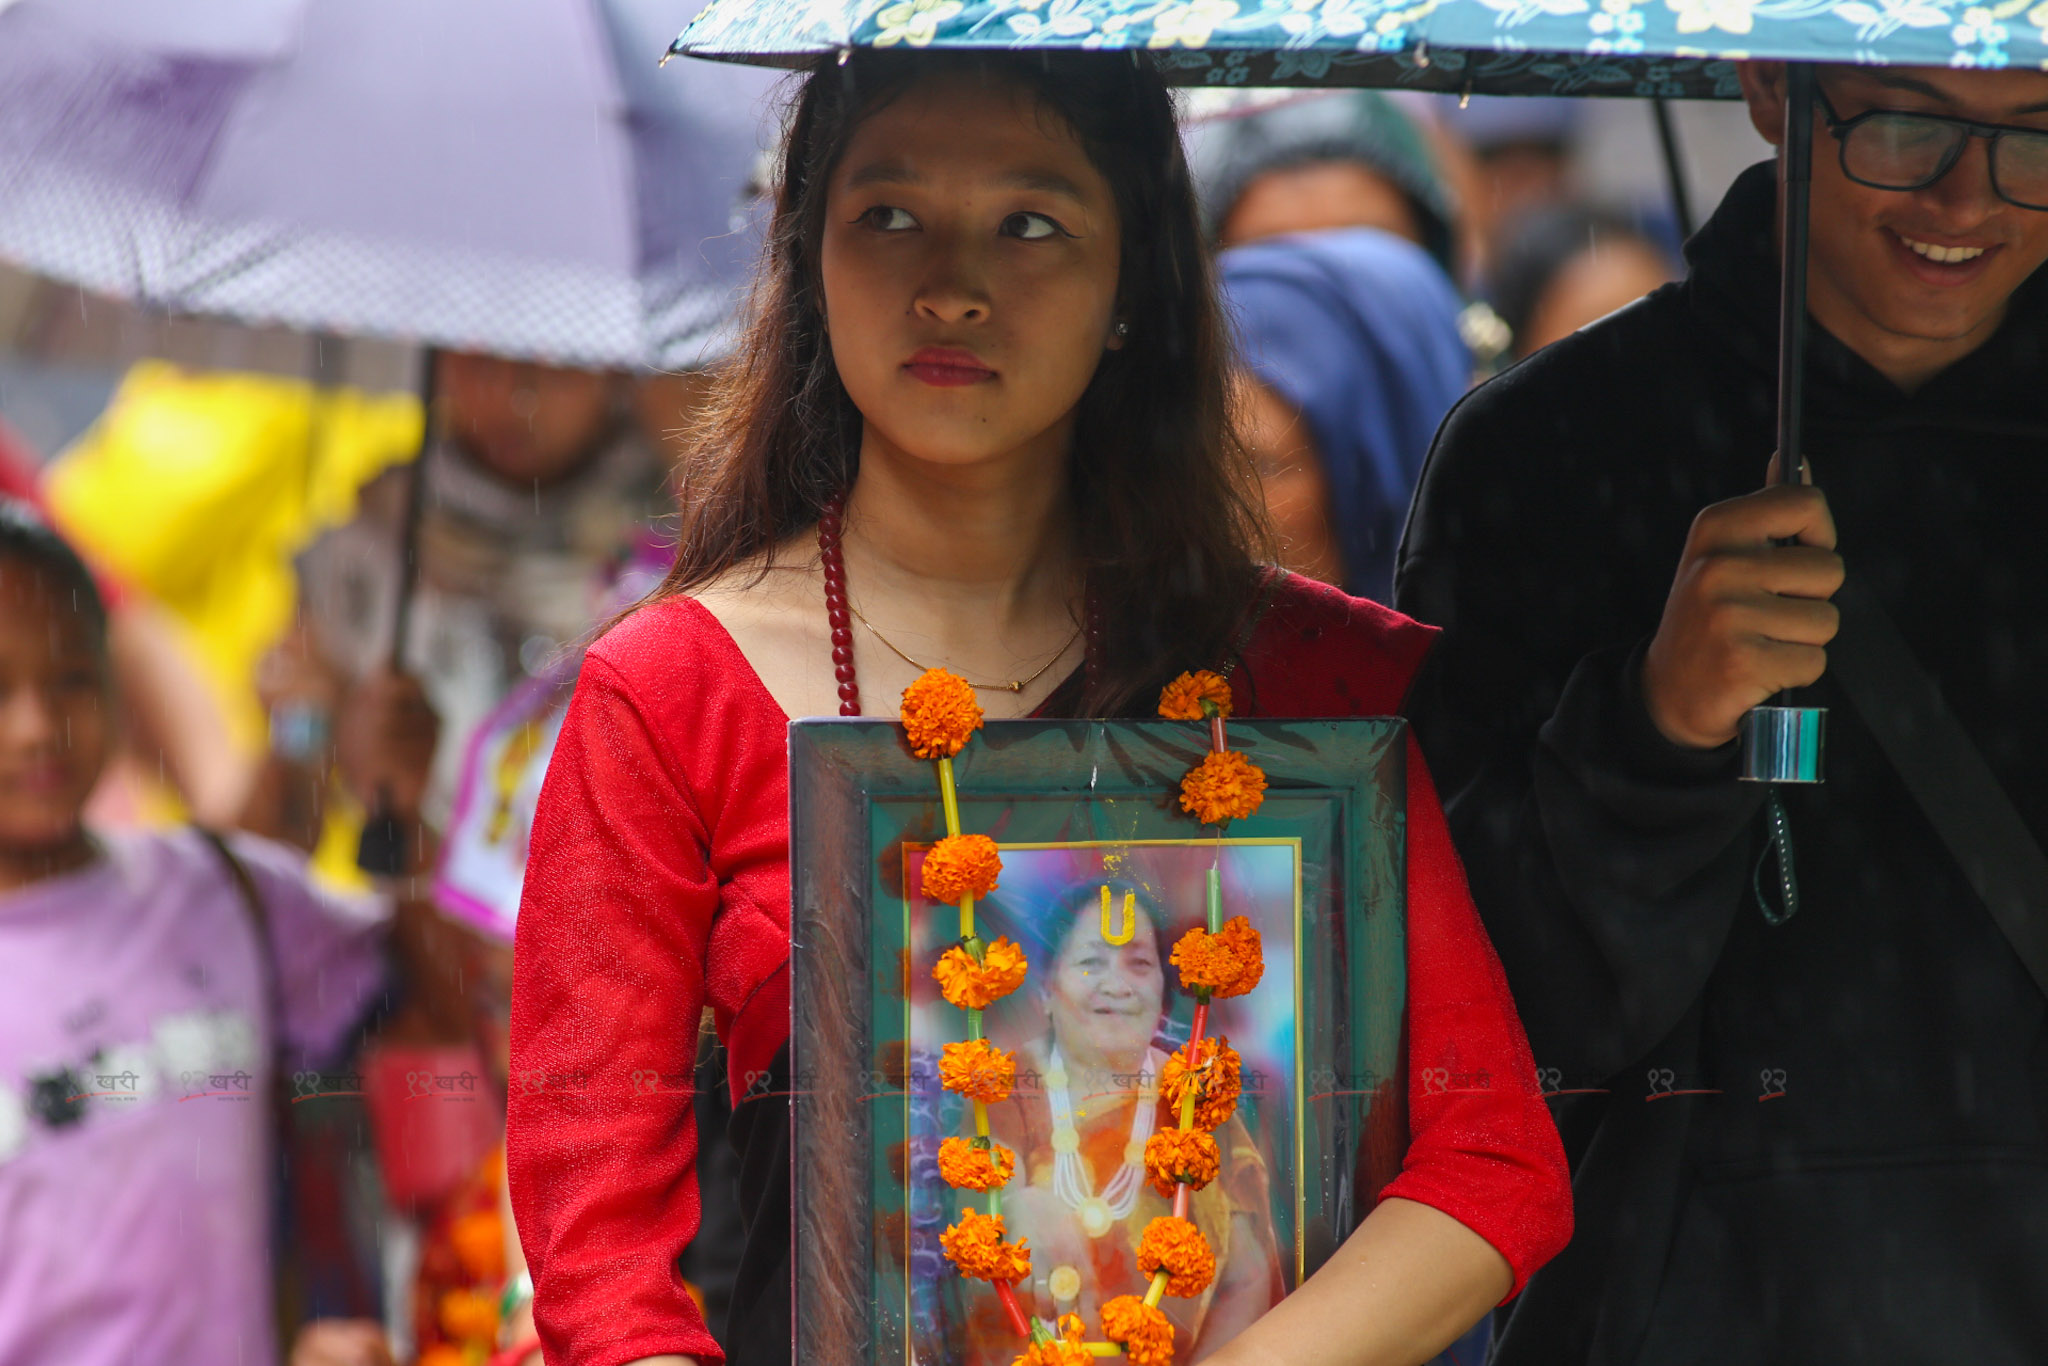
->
<box><xmin>1396</xmin><ymin>65</ymin><xmax>2048</xmax><ymax>1365</ymax></box>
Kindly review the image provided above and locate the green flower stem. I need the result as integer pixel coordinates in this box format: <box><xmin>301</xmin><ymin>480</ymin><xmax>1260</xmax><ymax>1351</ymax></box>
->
<box><xmin>938</xmin><ymin>756</ymin><xmax>962</xmax><ymax>837</ymax></box>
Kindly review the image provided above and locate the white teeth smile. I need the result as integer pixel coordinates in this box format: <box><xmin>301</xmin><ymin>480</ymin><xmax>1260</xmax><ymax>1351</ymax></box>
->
<box><xmin>1899</xmin><ymin>234</ymin><xmax>1987</xmax><ymax>264</ymax></box>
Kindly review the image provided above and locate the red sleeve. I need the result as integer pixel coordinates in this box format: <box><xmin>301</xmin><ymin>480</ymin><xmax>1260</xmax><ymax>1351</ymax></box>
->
<box><xmin>1376</xmin><ymin>734</ymin><xmax>1573</xmax><ymax>1301</ymax></box>
<box><xmin>507</xmin><ymin>650</ymin><xmax>724</xmax><ymax>1366</ymax></box>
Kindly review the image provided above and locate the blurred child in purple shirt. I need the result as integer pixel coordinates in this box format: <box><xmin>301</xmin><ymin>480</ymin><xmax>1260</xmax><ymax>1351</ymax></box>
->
<box><xmin>0</xmin><ymin>498</ymin><xmax>441</xmax><ymax>1366</ymax></box>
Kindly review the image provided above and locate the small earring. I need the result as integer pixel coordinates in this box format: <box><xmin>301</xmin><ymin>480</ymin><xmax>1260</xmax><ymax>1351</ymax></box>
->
<box><xmin>1113</xmin><ymin>320</ymin><xmax>1130</xmax><ymax>337</ymax></box>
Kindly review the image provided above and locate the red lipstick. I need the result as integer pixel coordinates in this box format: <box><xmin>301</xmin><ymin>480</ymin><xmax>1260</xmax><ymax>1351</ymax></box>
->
<box><xmin>904</xmin><ymin>346</ymin><xmax>995</xmax><ymax>387</ymax></box>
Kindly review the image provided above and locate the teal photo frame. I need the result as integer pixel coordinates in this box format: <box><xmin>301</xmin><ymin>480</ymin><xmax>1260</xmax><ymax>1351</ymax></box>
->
<box><xmin>787</xmin><ymin>718</ymin><xmax>1408</xmax><ymax>1365</ymax></box>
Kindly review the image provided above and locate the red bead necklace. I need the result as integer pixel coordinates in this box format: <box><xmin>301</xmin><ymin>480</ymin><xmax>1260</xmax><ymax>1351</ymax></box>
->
<box><xmin>816</xmin><ymin>495</ymin><xmax>1099</xmax><ymax>718</ymax></box>
<box><xmin>818</xmin><ymin>498</ymin><xmax>861</xmax><ymax>716</ymax></box>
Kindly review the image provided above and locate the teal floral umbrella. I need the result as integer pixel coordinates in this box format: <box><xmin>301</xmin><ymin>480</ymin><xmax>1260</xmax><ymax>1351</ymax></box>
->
<box><xmin>669</xmin><ymin>0</ymin><xmax>2046</xmax><ymax>98</ymax></box>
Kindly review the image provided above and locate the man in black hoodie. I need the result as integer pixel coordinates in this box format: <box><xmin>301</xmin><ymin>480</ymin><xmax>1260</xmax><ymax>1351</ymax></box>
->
<box><xmin>1396</xmin><ymin>63</ymin><xmax>2048</xmax><ymax>1364</ymax></box>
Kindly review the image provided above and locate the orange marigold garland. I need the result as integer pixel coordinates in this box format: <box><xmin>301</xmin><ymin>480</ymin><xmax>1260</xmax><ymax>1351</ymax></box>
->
<box><xmin>939</xmin><ymin>1038</ymin><xmax>1017</xmax><ymax>1104</ymax></box>
<box><xmin>1156</xmin><ymin>669</ymin><xmax>1233</xmax><ymax>722</ymax></box>
<box><xmin>1178</xmin><ymin>749</ymin><xmax>1268</xmax><ymax>826</ymax></box>
<box><xmin>1160</xmin><ymin>1036</ymin><xmax>1244</xmax><ymax>1132</ymax></box>
<box><xmin>937</xmin><ymin>1136</ymin><xmax>1016</xmax><ymax>1192</ymax></box>
<box><xmin>1161</xmin><ymin>672</ymin><xmax>1267</xmax><ymax>829</ymax></box>
<box><xmin>1142</xmin><ymin>1126</ymin><xmax>1222</xmax><ymax>1198</ymax></box>
<box><xmin>1101</xmin><ymin>1296</ymin><xmax>1177</xmax><ymax>1366</ymax></box>
<box><xmin>901</xmin><ymin>668</ymin><xmax>985</xmax><ymax>759</ymax></box>
<box><xmin>1136</xmin><ymin>1215</ymin><xmax>1219</xmax><ymax>1298</ymax></box>
<box><xmin>911</xmin><ymin>671</ymin><xmax>1033</xmax><ymax>1338</ymax></box>
<box><xmin>940</xmin><ymin>1209</ymin><xmax>1032</xmax><ymax>1283</ymax></box>
<box><xmin>1170</xmin><ymin>916</ymin><xmax>1266</xmax><ymax>1000</ymax></box>
<box><xmin>1013</xmin><ymin>1314</ymin><xmax>1095</xmax><ymax>1366</ymax></box>
<box><xmin>911</xmin><ymin>665</ymin><xmax>1279</xmax><ymax>1356</ymax></box>
<box><xmin>922</xmin><ymin>833</ymin><xmax>1004</xmax><ymax>904</ymax></box>
<box><xmin>932</xmin><ymin>937</ymin><xmax>1030</xmax><ymax>1011</ymax></box>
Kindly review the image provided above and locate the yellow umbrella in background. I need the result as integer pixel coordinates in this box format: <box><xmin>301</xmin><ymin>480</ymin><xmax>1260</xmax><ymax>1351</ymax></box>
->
<box><xmin>46</xmin><ymin>360</ymin><xmax>421</xmax><ymax>862</ymax></box>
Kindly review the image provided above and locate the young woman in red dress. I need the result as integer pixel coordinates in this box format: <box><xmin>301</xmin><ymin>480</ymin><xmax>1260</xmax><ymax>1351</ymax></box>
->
<box><xmin>507</xmin><ymin>51</ymin><xmax>1570</xmax><ymax>1366</ymax></box>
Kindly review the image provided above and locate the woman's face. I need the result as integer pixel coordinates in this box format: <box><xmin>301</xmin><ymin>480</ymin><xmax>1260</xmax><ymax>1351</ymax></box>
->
<box><xmin>1045</xmin><ymin>904</ymin><xmax>1165</xmax><ymax>1069</ymax></box>
<box><xmin>820</xmin><ymin>72</ymin><xmax>1124</xmax><ymax>477</ymax></box>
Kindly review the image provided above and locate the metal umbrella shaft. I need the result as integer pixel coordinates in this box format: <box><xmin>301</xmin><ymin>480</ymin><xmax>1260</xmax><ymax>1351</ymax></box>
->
<box><xmin>357</xmin><ymin>349</ymin><xmax>437</xmax><ymax>875</ymax></box>
<box><xmin>1651</xmin><ymin>98</ymin><xmax>1695</xmax><ymax>240</ymax></box>
<box><xmin>1741</xmin><ymin>62</ymin><xmax>1826</xmax><ymax>786</ymax></box>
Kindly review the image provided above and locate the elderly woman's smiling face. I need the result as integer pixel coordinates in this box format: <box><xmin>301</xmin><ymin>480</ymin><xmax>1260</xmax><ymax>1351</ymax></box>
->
<box><xmin>1044</xmin><ymin>901</ymin><xmax>1165</xmax><ymax>1070</ymax></box>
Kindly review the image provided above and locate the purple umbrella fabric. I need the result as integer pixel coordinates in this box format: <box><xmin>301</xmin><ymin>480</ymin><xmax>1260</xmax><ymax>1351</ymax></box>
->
<box><xmin>0</xmin><ymin>0</ymin><xmax>780</xmax><ymax>369</ymax></box>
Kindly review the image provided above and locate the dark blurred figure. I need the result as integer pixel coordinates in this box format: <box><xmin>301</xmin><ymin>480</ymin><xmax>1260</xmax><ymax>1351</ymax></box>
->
<box><xmin>1440</xmin><ymin>96</ymin><xmax>1581</xmax><ymax>277</ymax></box>
<box><xmin>1489</xmin><ymin>206</ymin><xmax>1678</xmax><ymax>359</ymax></box>
<box><xmin>1197</xmin><ymin>91</ymin><xmax>1461</xmax><ymax>273</ymax></box>
<box><xmin>1222</xmin><ymin>228</ymin><xmax>1469</xmax><ymax>603</ymax></box>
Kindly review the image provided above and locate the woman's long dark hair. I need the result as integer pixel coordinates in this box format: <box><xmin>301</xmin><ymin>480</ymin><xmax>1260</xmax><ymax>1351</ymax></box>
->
<box><xmin>660</xmin><ymin>50</ymin><xmax>1270</xmax><ymax>717</ymax></box>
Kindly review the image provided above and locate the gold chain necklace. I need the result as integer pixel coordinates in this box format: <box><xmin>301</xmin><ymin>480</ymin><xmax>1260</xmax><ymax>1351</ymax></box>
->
<box><xmin>847</xmin><ymin>600</ymin><xmax>1080</xmax><ymax>694</ymax></box>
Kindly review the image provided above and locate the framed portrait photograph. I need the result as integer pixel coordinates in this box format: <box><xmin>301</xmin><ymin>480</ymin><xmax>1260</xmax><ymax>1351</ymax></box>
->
<box><xmin>788</xmin><ymin>718</ymin><xmax>1409</xmax><ymax>1366</ymax></box>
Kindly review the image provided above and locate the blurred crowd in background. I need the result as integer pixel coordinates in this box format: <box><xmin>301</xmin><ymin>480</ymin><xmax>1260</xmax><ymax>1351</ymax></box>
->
<box><xmin>0</xmin><ymin>72</ymin><xmax>1768</xmax><ymax>1366</ymax></box>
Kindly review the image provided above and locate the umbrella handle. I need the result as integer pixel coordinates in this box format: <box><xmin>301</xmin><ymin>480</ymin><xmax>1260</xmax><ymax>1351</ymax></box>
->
<box><xmin>357</xmin><ymin>783</ymin><xmax>412</xmax><ymax>877</ymax></box>
<box><xmin>1742</xmin><ymin>62</ymin><xmax>1824</xmax><ymax>785</ymax></box>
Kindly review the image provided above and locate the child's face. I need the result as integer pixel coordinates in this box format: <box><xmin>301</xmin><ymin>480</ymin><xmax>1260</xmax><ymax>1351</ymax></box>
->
<box><xmin>820</xmin><ymin>72</ymin><xmax>1124</xmax><ymax>475</ymax></box>
<box><xmin>0</xmin><ymin>562</ymin><xmax>111</xmax><ymax>849</ymax></box>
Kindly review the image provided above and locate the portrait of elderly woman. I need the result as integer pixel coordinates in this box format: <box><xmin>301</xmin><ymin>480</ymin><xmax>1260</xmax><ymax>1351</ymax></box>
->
<box><xmin>924</xmin><ymin>855</ymin><xmax>1293</xmax><ymax>1364</ymax></box>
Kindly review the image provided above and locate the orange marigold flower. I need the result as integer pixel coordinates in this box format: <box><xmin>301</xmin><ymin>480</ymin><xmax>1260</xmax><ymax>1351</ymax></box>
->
<box><xmin>436</xmin><ymin>1287</ymin><xmax>499</xmax><ymax>1344</ymax></box>
<box><xmin>901</xmin><ymin>668</ymin><xmax>984</xmax><ymax>759</ymax></box>
<box><xmin>1142</xmin><ymin>1126</ymin><xmax>1221</xmax><ymax>1197</ymax></box>
<box><xmin>1157</xmin><ymin>669</ymin><xmax>1233</xmax><ymax>721</ymax></box>
<box><xmin>1178</xmin><ymin>748</ymin><xmax>1267</xmax><ymax>826</ymax></box>
<box><xmin>1137</xmin><ymin>1215</ymin><xmax>1218</xmax><ymax>1298</ymax></box>
<box><xmin>936</xmin><ymin>1136</ymin><xmax>1016</xmax><ymax>1191</ymax></box>
<box><xmin>1170</xmin><ymin>916</ymin><xmax>1266</xmax><ymax>999</ymax></box>
<box><xmin>921</xmin><ymin>835</ymin><xmax>1003</xmax><ymax>905</ymax></box>
<box><xmin>933</xmin><ymin>936</ymin><xmax>1029</xmax><ymax>1010</ymax></box>
<box><xmin>1013</xmin><ymin>1315</ymin><xmax>1093</xmax><ymax>1366</ymax></box>
<box><xmin>1101</xmin><ymin>1296</ymin><xmax>1176</xmax><ymax>1366</ymax></box>
<box><xmin>939</xmin><ymin>1208</ymin><xmax>1031</xmax><ymax>1283</ymax></box>
<box><xmin>448</xmin><ymin>1207</ymin><xmax>507</xmax><ymax>1283</ymax></box>
<box><xmin>938</xmin><ymin>1038</ymin><xmax>1016</xmax><ymax>1103</ymax></box>
<box><xmin>1159</xmin><ymin>1036</ymin><xmax>1243</xmax><ymax>1131</ymax></box>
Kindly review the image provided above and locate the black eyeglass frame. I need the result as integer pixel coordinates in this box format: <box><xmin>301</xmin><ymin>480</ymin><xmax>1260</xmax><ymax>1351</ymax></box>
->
<box><xmin>1815</xmin><ymin>83</ymin><xmax>2048</xmax><ymax>212</ymax></box>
